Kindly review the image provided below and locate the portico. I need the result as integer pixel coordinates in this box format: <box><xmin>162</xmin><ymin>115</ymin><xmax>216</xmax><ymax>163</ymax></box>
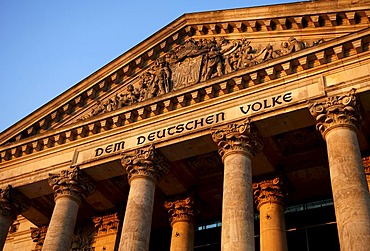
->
<box><xmin>1</xmin><ymin>0</ymin><xmax>370</xmax><ymax>250</ymax></box>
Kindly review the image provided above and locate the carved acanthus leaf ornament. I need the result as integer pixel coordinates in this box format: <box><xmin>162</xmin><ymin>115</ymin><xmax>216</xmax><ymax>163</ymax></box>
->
<box><xmin>0</xmin><ymin>185</ymin><xmax>29</xmax><ymax>220</ymax></box>
<box><xmin>253</xmin><ymin>176</ymin><xmax>285</xmax><ymax>210</ymax></box>
<box><xmin>211</xmin><ymin>119</ymin><xmax>263</xmax><ymax>160</ymax></box>
<box><xmin>121</xmin><ymin>144</ymin><xmax>170</xmax><ymax>183</ymax></box>
<box><xmin>164</xmin><ymin>194</ymin><xmax>196</xmax><ymax>226</ymax></box>
<box><xmin>82</xmin><ymin>37</ymin><xmax>323</xmax><ymax>120</ymax></box>
<box><xmin>30</xmin><ymin>226</ymin><xmax>48</xmax><ymax>251</ymax></box>
<box><xmin>48</xmin><ymin>166</ymin><xmax>96</xmax><ymax>203</ymax></box>
<box><xmin>309</xmin><ymin>89</ymin><xmax>362</xmax><ymax>137</ymax></box>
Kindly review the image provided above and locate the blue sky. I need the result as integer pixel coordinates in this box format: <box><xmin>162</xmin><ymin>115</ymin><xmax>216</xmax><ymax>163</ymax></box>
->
<box><xmin>0</xmin><ymin>0</ymin><xmax>302</xmax><ymax>133</ymax></box>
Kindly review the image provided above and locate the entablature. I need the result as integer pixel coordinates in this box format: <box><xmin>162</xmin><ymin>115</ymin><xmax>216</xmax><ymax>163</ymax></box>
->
<box><xmin>1</xmin><ymin>28</ymin><xmax>370</xmax><ymax>167</ymax></box>
<box><xmin>1</xmin><ymin>0</ymin><xmax>369</xmax><ymax>148</ymax></box>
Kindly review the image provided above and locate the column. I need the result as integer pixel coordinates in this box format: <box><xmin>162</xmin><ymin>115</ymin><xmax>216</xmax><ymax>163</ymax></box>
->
<box><xmin>310</xmin><ymin>89</ymin><xmax>370</xmax><ymax>250</ymax></box>
<box><xmin>212</xmin><ymin>119</ymin><xmax>263</xmax><ymax>251</ymax></box>
<box><xmin>164</xmin><ymin>193</ymin><xmax>196</xmax><ymax>251</ymax></box>
<box><xmin>0</xmin><ymin>185</ymin><xmax>29</xmax><ymax>250</ymax></box>
<box><xmin>42</xmin><ymin>166</ymin><xmax>95</xmax><ymax>251</ymax></box>
<box><xmin>118</xmin><ymin>144</ymin><xmax>169</xmax><ymax>251</ymax></box>
<box><xmin>253</xmin><ymin>176</ymin><xmax>288</xmax><ymax>251</ymax></box>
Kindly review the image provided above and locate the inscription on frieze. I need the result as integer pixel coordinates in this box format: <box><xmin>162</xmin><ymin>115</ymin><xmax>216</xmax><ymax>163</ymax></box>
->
<box><xmin>74</xmin><ymin>84</ymin><xmax>325</xmax><ymax>165</ymax></box>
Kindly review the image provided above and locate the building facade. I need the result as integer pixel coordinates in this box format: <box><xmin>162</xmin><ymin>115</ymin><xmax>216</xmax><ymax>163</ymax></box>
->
<box><xmin>1</xmin><ymin>0</ymin><xmax>370</xmax><ymax>250</ymax></box>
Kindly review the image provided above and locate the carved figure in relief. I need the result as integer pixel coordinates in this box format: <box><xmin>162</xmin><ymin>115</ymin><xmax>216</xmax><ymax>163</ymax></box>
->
<box><xmin>201</xmin><ymin>38</ymin><xmax>224</xmax><ymax>81</ymax></box>
<box><xmin>80</xmin><ymin>36</ymin><xmax>324</xmax><ymax>121</ymax></box>
<box><xmin>146</xmin><ymin>58</ymin><xmax>172</xmax><ymax>98</ymax></box>
<box><xmin>237</xmin><ymin>40</ymin><xmax>256</xmax><ymax>68</ymax></box>
<box><xmin>123</xmin><ymin>84</ymin><xmax>140</xmax><ymax>106</ymax></box>
<box><xmin>280</xmin><ymin>37</ymin><xmax>306</xmax><ymax>55</ymax></box>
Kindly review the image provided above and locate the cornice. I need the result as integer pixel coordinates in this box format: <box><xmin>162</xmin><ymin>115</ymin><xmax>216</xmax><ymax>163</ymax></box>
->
<box><xmin>1</xmin><ymin>27</ymin><xmax>370</xmax><ymax>163</ymax></box>
<box><xmin>0</xmin><ymin>1</ymin><xmax>368</xmax><ymax>147</ymax></box>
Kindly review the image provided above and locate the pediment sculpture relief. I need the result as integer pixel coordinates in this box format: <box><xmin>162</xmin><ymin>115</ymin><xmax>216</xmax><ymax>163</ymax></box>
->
<box><xmin>81</xmin><ymin>36</ymin><xmax>323</xmax><ymax>120</ymax></box>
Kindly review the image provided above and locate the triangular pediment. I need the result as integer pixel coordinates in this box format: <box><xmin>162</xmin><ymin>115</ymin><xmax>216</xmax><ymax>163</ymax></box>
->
<box><xmin>1</xmin><ymin>0</ymin><xmax>370</xmax><ymax>150</ymax></box>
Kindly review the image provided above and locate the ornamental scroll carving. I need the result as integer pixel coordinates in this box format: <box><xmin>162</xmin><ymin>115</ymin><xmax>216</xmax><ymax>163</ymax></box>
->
<box><xmin>92</xmin><ymin>213</ymin><xmax>120</xmax><ymax>236</ymax></box>
<box><xmin>164</xmin><ymin>194</ymin><xmax>196</xmax><ymax>226</ymax></box>
<box><xmin>309</xmin><ymin>89</ymin><xmax>362</xmax><ymax>137</ymax></box>
<box><xmin>0</xmin><ymin>185</ymin><xmax>29</xmax><ymax>220</ymax></box>
<box><xmin>82</xmin><ymin>37</ymin><xmax>323</xmax><ymax>120</ymax></box>
<box><xmin>121</xmin><ymin>144</ymin><xmax>170</xmax><ymax>183</ymax></box>
<box><xmin>70</xmin><ymin>224</ymin><xmax>95</xmax><ymax>251</ymax></box>
<box><xmin>253</xmin><ymin>176</ymin><xmax>286</xmax><ymax>210</ymax></box>
<box><xmin>211</xmin><ymin>119</ymin><xmax>263</xmax><ymax>160</ymax></box>
<box><xmin>31</xmin><ymin>226</ymin><xmax>48</xmax><ymax>251</ymax></box>
<box><xmin>48</xmin><ymin>166</ymin><xmax>96</xmax><ymax>203</ymax></box>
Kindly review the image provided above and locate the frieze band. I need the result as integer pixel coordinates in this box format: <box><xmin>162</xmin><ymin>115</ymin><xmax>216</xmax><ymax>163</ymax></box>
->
<box><xmin>82</xmin><ymin>36</ymin><xmax>322</xmax><ymax>120</ymax></box>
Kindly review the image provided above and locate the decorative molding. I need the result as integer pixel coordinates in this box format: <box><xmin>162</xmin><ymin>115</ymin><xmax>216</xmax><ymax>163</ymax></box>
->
<box><xmin>164</xmin><ymin>193</ymin><xmax>196</xmax><ymax>226</ymax></box>
<box><xmin>253</xmin><ymin>176</ymin><xmax>285</xmax><ymax>210</ymax></box>
<box><xmin>363</xmin><ymin>156</ymin><xmax>370</xmax><ymax>174</ymax></box>
<box><xmin>0</xmin><ymin>185</ymin><xmax>29</xmax><ymax>220</ymax></box>
<box><xmin>30</xmin><ymin>226</ymin><xmax>48</xmax><ymax>251</ymax></box>
<box><xmin>82</xmin><ymin>37</ymin><xmax>322</xmax><ymax>120</ymax></box>
<box><xmin>92</xmin><ymin>213</ymin><xmax>120</xmax><ymax>236</ymax></box>
<box><xmin>121</xmin><ymin>144</ymin><xmax>170</xmax><ymax>183</ymax></box>
<box><xmin>211</xmin><ymin>119</ymin><xmax>263</xmax><ymax>160</ymax></box>
<box><xmin>309</xmin><ymin>88</ymin><xmax>362</xmax><ymax>138</ymax></box>
<box><xmin>48</xmin><ymin>166</ymin><xmax>96</xmax><ymax>203</ymax></box>
<box><xmin>1</xmin><ymin>28</ymin><xmax>369</xmax><ymax>163</ymax></box>
<box><xmin>70</xmin><ymin>224</ymin><xmax>95</xmax><ymax>251</ymax></box>
<box><xmin>8</xmin><ymin>222</ymin><xmax>19</xmax><ymax>234</ymax></box>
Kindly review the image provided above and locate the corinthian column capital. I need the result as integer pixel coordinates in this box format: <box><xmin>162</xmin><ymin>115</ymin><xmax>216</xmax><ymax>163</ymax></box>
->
<box><xmin>121</xmin><ymin>144</ymin><xmax>170</xmax><ymax>184</ymax></box>
<box><xmin>0</xmin><ymin>185</ymin><xmax>29</xmax><ymax>220</ymax></box>
<box><xmin>48</xmin><ymin>166</ymin><xmax>95</xmax><ymax>203</ymax></box>
<box><xmin>164</xmin><ymin>194</ymin><xmax>196</xmax><ymax>226</ymax></box>
<box><xmin>211</xmin><ymin>119</ymin><xmax>263</xmax><ymax>160</ymax></box>
<box><xmin>253</xmin><ymin>176</ymin><xmax>285</xmax><ymax>210</ymax></box>
<box><xmin>309</xmin><ymin>89</ymin><xmax>362</xmax><ymax>138</ymax></box>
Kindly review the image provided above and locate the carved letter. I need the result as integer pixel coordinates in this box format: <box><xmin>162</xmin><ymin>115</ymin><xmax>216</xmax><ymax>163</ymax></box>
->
<box><xmin>272</xmin><ymin>95</ymin><xmax>282</xmax><ymax>107</ymax></box>
<box><xmin>251</xmin><ymin>101</ymin><xmax>263</xmax><ymax>112</ymax></box>
<box><xmin>95</xmin><ymin>148</ymin><xmax>104</xmax><ymax>157</ymax></box>
<box><xmin>283</xmin><ymin>92</ymin><xmax>293</xmax><ymax>103</ymax></box>
<box><xmin>105</xmin><ymin>144</ymin><xmax>113</xmax><ymax>153</ymax></box>
<box><xmin>176</xmin><ymin>124</ymin><xmax>185</xmax><ymax>133</ymax></box>
<box><xmin>137</xmin><ymin>136</ymin><xmax>146</xmax><ymax>145</ymax></box>
<box><xmin>206</xmin><ymin>115</ymin><xmax>214</xmax><ymax>125</ymax></box>
<box><xmin>215</xmin><ymin>112</ymin><xmax>225</xmax><ymax>123</ymax></box>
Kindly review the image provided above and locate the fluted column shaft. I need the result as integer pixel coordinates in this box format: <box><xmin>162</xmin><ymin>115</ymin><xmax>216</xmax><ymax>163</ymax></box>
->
<box><xmin>253</xmin><ymin>177</ymin><xmax>288</xmax><ymax>251</ymax></box>
<box><xmin>42</xmin><ymin>167</ymin><xmax>95</xmax><ymax>251</ymax></box>
<box><xmin>165</xmin><ymin>194</ymin><xmax>196</xmax><ymax>251</ymax></box>
<box><xmin>42</xmin><ymin>196</ymin><xmax>80</xmax><ymax>251</ymax></box>
<box><xmin>310</xmin><ymin>89</ymin><xmax>370</xmax><ymax>251</ymax></box>
<box><xmin>0</xmin><ymin>185</ymin><xmax>29</xmax><ymax>250</ymax></box>
<box><xmin>119</xmin><ymin>145</ymin><xmax>169</xmax><ymax>251</ymax></box>
<box><xmin>119</xmin><ymin>177</ymin><xmax>156</xmax><ymax>250</ymax></box>
<box><xmin>223</xmin><ymin>153</ymin><xmax>254</xmax><ymax>251</ymax></box>
<box><xmin>212</xmin><ymin>120</ymin><xmax>263</xmax><ymax>251</ymax></box>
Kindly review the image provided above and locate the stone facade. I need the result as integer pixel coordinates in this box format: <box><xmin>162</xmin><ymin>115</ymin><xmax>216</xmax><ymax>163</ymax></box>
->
<box><xmin>1</xmin><ymin>0</ymin><xmax>370</xmax><ymax>250</ymax></box>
